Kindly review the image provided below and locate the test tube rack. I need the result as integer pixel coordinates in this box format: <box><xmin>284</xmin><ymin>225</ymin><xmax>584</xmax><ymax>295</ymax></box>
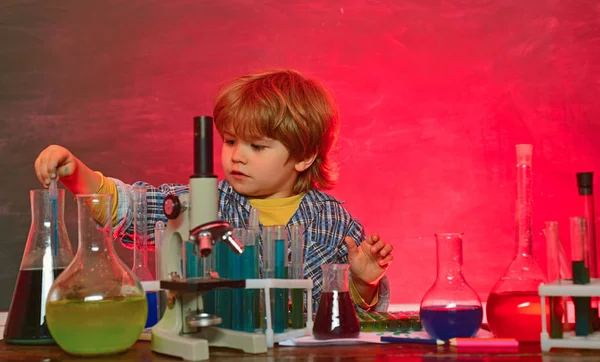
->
<box><xmin>539</xmin><ymin>279</ymin><xmax>600</xmax><ymax>351</ymax></box>
<box><xmin>143</xmin><ymin>278</ymin><xmax>313</xmax><ymax>349</ymax></box>
<box><xmin>246</xmin><ymin>278</ymin><xmax>314</xmax><ymax>348</ymax></box>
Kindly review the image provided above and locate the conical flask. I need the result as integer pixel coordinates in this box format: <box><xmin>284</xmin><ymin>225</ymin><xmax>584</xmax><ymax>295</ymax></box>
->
<box><xmin>4</xmin><ymin>189</ymin><xmax>73</xmax><ymax>345</ymax></box>
<box><xmin>419</xmin><ymin>233</ymin><xmax>482</xmax><ymax>340</ymax></box>
<box><xmin>45</xmin><ymin>194</ymin><xmax>147</xmax><ymax>356</ymax></box>
<box><xmin>486</xmin><ymin>144</ymin><xmax>547</xmax><ymax>342</ymax></box>
<box><xmin>313</xmin><ymin>264</ymin><xmax>360</xmax><ymax>339</ymax></box>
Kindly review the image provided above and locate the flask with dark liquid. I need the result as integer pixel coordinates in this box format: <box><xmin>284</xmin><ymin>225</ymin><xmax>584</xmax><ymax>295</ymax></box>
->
<box><xmin>419</xmin><ymin>233</ymin><xmax>483</xmax><ymax>340</ymax></box>
<box><xmin>4</xmin><ymin>189</ymin><xmax>73</xmax><ymax>345</ymax></box>
<box><xmin>313</xmin><ymin>264</ymin><xmax>360</xmax><ymax>339</ymax></box>
<box><xmin>45</xmin><ymin>194</ymin><xmax>147</xmax><ymax>356</ymax></box>
<box><xmin>486</xmin><ymin>144</ymin><xmax>547</xmax><ymax>343</ymax></box>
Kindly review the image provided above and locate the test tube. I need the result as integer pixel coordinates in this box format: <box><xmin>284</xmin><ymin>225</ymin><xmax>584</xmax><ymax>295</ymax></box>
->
<box><xmin>570</xmin><ymin>216</ymin><xmax>590</xmax><ymax>336</ymax></box>
<box><xmin>241</xmin><ymin>228</ymin><xmax>259</xmax><ymax>332</ymax></box>
<box><xmin>263</xmin><ymin>226</ymin><xmax>288</xmax><ymax>333</ymax></box>
<box><xmin>215</xmin><ymin>238</ymin><xmax>231</xmax><ymax>329</ymax></box>
<box><xmin>154</xmin><ymin>221</ymin><xmax>165</xmax><ymax>280</ymax></box>
<box><xmin>133</xmin><ymin>185</ymin><xmax>154</xmax><ymax>281</ymax></box>
<box><xmin>229</xmin><ymin>228</ymin><xmax>245</xmax><ymax>331</ymax></box>
<box><xmin>571</xmin><ymin>217</ymin><xmax>590</xmax><ymax>284</ymax></box>
<box><xmin>577</xmin><ymin>172</ymin><xmax>600</xmax><ymax>330</ymax></box>
<box><xmin>49</xmin><ymin>178</ymin><xmax>58</xmax><ymax>260</ymax></box>
<box><xmin>544</xmin><ymin>221</ymin><xmax>566</xmax><ymax>338</ymax></box>
<box><xmin>248</xmin><ymin>208</ymin><xmax>262</xmax><ymax>330</ymax></box>
<box><xmin>290</xmin><ymin>225</ymin><xmax>305</xmax><ymax>329</ymax></box>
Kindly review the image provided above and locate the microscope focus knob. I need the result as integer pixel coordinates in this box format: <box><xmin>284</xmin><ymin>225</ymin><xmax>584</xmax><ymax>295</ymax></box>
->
<box><xmin>163</xmin><ymin>194</ymin><xmax>182</xmax><ymax>219</ymax></box>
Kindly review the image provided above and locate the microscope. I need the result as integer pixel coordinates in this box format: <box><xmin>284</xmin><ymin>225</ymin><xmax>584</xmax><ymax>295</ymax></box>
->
<box><xmin>151</xmin><ymin>116</ymin><xmax>267</xmax><ymax>361</ymax></box>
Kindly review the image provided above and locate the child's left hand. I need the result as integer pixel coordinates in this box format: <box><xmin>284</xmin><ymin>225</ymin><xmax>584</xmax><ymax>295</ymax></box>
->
<box><xmin>345</xmin><ymin>233</ymin><xmax>393</xmax><ymax>287</ymax></box>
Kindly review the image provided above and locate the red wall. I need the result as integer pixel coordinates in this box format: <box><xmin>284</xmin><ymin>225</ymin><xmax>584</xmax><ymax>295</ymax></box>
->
<box><xmin>2</xmin><ymin>0</ymin><xmax>600</xmax><ymax>307</ymax></box>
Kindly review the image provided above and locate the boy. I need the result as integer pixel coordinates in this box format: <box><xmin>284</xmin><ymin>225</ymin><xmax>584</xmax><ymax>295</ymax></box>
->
<box><xmin>34</xmin><ymin>69</ymin><xmax>393</xmax><ymax>312</ymax></box>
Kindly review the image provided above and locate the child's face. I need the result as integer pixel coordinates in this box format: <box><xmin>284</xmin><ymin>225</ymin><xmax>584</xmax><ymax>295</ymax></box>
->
<box><xmin>221</xmin><ymin>132</ymin><xmax>300</xmax><ymax>199</ymax></box>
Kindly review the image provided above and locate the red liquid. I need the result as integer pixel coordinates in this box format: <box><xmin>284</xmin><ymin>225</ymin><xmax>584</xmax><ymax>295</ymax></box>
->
<box><xmin>4</xmin><ymin>268</ymin><xmax>65</xmax><ymax>344</ymax></box>
<box><xmin>313</xmin><ymin>291</ymin><xmax>360</xmax><ymax>340</ymax></box>
<box><xmin>486</xmin><ymin>291</ymin><xmax>550</xmax><ymax>342</ymax></box>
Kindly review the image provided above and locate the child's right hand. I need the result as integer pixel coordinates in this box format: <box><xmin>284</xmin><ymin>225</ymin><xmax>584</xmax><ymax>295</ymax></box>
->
<box><xmin>34</xmin><ymin>145</ymin><xmax>77</xmax><ymax>187</ymax></box>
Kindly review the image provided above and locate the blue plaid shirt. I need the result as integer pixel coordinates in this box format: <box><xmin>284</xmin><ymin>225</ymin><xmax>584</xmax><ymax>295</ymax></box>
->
<box><xmin>112</xmin><ymin>178</ymin><xmax>390</xmax><ymax>312</ymax></box>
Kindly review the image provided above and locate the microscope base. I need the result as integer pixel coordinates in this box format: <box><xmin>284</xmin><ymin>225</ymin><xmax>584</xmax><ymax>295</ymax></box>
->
<box><xmin>152</xmin><ymin>327</ymin><xmax>267</xmax><ymax>361</ymax></box>
<box><xmin>152</xmin><ymin>327</ymin><xmax>209</xmax><ymax>361</ymax></box>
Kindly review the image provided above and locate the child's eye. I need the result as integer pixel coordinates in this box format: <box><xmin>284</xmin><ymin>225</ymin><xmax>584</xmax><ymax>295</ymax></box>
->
<box><xmin>224</xmin><ymin>139</ymin><xmax>236</xmax><ymax>146</ymax></box>
<box><xmin>251</xmin><ymin>144</ymin><xmax>265</xmax><ymax>150</ymax></box>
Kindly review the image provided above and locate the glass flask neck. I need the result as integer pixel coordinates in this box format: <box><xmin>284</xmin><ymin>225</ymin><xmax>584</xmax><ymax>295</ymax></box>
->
<box><xmin>23</xmin><ymin>189</ymin><xmax>73</xmax><ymax>269</ymax></box>
<box><xmin>515</xmin><ymin>161</ymin><xmax>533</xmax><ymax>258</ymax></box>
<box><xmin>76</xmin><ymin>194</ymin><xmax>116</xmax><ymax>259</ymax></box>
<box><xmin>321</xmin><ymin>264</ymin><xmax>350</xmax><ymax>292</ymax></box>
<box><xmin>435</xmin><ymin>233</ymin><xmax>465</xmax><ymax>281</ymax></box>
<box><xmin>30</xmin><ymin>189</ymin><xmax>66</xmax><ymax>227</ymax></box>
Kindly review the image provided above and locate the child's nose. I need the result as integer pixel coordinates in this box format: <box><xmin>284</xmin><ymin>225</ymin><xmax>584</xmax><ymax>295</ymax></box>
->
<box><xmin>231</xmin><ymin>145</ymin><xmax>247</xmax><ymax>163</ymax></box>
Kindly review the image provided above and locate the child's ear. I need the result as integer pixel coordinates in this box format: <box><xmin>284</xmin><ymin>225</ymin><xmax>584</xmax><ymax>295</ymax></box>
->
<box><xmin>294</xmin><ymin>153</ymin><xmax>317</xmax><ymax>172</ymax></box>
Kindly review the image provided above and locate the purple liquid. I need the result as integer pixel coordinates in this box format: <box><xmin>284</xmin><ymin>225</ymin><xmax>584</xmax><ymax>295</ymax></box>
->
<box><xmin>313</xmin><ymin>291</ymin><xmax>360</xmax><ymax>340</ymax></box>
<box><xmin>420</xmin><ymin>305</ymin><xmax>482</xmax><ymax>340</ymax></box>
<box><xmin>4</xmin><ymin>268</ymin><xmax>65</xmax><ymax>344</ymax></box>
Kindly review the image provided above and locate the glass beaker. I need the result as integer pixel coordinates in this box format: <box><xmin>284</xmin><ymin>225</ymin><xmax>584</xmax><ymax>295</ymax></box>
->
<box><xmin>313</xmin><ymin>264</ymin><xmax>360</xmax><ymax>339</ymax></box>
<box><xmin>419</xmin><ymin>233</ymin><xmax>482</xmax><ymax>340</ymax></box>
<box><xmin>4</xmin><ymin>189</ymin><xmax>73</xmax><ymax>345</ymax></box>
<box><xmin>45</xmin><ymin>194</ymin><xmax>147</xmax><ymax>356</ymax></box>
<box><xmin>486</xmin><ymin>144</ymin><xmax>547</xmax><ymax>342</ymax></box>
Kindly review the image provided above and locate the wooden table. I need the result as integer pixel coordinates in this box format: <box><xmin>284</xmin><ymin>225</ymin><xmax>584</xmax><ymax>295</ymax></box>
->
<box><xmin>1</xmin><ymin>340</ymin><xmax>600</xmax><ymax>361</ymax></box>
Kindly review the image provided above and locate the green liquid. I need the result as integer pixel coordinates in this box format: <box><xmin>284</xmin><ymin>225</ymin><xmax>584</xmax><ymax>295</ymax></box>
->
<box><xmin>291</xmin><ymin>289</ymin><xmax>304</xmax><ymax>328</ymax></box>
<box><xmin>46</xmin><ymin>297</ymin><xmax>147</xmax><ymax>356</ymax></box>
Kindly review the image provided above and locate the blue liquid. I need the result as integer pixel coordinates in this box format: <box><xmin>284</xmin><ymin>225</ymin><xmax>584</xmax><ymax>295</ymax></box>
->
<box><xmin>241</xmin><ymin>244</ymin><xmax>258</xmax><ymax>332</ymax></box>
<box><xmin>51</xmin><ymin>199</ymin><xmax>58</xmax><ymax>257</ymax></box>
<box><xmin>419</xmin><ymin>305</ymin><xmax>482</xmax><ymax>340</ymax></box>
<box><xmin>273</xmin><ymin>239</ymin><xmax>287</xmax><ymax>333</ymax></box>
<box><xmin>215</xmin><ymin>243</ymin><xmax>231</xmax><ymax>329</ymax></box>
<box><xmin>229</xmin><ymin>251</ymin><xmax>243</xmax><ymax>331</ymax></box>
<box><xmin>145</xmin><ymin>291</ymin><xmax>159</xmax><ymax>328</ymax></box>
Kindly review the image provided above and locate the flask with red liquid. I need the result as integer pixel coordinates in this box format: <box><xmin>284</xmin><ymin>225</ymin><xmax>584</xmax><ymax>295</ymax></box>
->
<box><xmin>313</xmin><ymin>264</ymin><xmax>360</xmax><ymax>339</ymax></box>
<box><xmin>4</xmin><ymin>189</ymin><xmax>73</xmax><ymax>345</ymax></box>
<box><xmin>486</xmin><ymin>144</ymin><xmax>547</xmax><ymax>343</ymax></box>
<box><xmin>419</xmin><ymin>233</ymin><xmax>483</xmax><ymax>340</ymax></box>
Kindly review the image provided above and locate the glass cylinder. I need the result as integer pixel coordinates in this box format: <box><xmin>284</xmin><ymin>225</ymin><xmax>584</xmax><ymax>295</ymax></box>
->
<box><xmin>132</xmin><ymin>185</ymin><xmax>153</xmax><ymax>281</ymax></box>
<box><xmin>313</xmin><ymin>264</ymin><xmax>360</xmax><ymax>339</ymax></box>
<box><xmin>419</xmin><ymin>233</ymin><xmax>482</xmax><ymax>340</ymax></box>
<box><xmin>486</xmin><ymin>144</ymin><xmax>547</xmax><ymax>342</ymax></box>
<box><xmin>45</xmin><ymin>194</ymin><xmax>147</xmax><ymax>356</ymax></box>
<box><xmin>4</xmin><ymin>189</ymin><xmax>73</xmax><ymax>345</ymax></box>
<box><xmin>543</xmin><ymin>221</ymin><xmax>568</xmax><ymax>338</ymax></box>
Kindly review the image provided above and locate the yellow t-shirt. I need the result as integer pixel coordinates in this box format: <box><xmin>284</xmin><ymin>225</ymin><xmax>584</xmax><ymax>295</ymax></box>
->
<box><xmin>247</xmin><ymin>193</ymin><xmax>304</xmax><ymax>226</ymax></box>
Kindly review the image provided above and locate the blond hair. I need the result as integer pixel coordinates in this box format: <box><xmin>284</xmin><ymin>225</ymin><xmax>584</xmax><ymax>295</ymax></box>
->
<box><xmin>213</xmin><ymin>69</ymin><xmax>339</xmax><ymax>193</ymax></box>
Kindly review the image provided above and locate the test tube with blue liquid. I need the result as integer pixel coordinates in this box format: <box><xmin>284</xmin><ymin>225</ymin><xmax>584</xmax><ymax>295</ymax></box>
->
<box><xmin>229</xmin><ymin>228</ymin><xmax>246</xmax><ymax>331</ymax></box>
<box><xmin>132</xmin><ymin>185</ymin><xmax>159</xmax><ymax>328</ymax></box>
<box><xmin>264</xmin><ymin>225</ymin><xmax>288</xmax><ymax>333</ymax></box>
<box><xmin>247</xmin><ymin>208</ymin><xmax>262</xmax><ymax>330</ymax></box>
<box><xmin>290</xmin><ymin>225</ymin><xmax>305</xmax><ymax>329</ymax></box>
<box><xmin>215</xmin><ymin>232</ymin><xmax>231</xmax><ymax>328</ymax></box>
<box><xmin>241</xmin><ymin>227</ymin><xmax>259</xmax><ymax>332</ymax></box>
<box><xmin>49</xmin><ymin>177</ymin><xmax>59</xmax><ymax>261</ymax></box>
